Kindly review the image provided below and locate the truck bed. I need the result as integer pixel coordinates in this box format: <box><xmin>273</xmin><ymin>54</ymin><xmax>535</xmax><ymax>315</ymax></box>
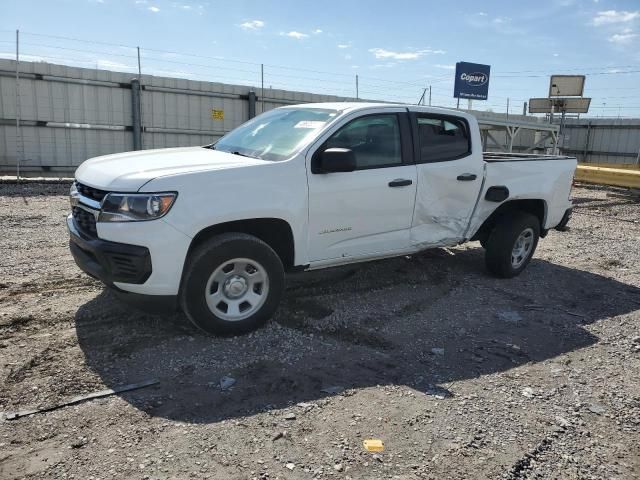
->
<box><xmin>483</xmin><ymin>152</ymin><xmax>575</xmax><ymax>162</ymax></box>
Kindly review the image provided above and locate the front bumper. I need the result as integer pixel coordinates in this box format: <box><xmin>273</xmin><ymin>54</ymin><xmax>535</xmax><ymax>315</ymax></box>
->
<box><xmin>67</xmin><ymin>214</ymin><xmax>152</xmax><ymax>285</ymax></box>
<box><xmin>68</xmin><ymin>215</ymin><xmax>179</xmax><ymax>312</ymax></box>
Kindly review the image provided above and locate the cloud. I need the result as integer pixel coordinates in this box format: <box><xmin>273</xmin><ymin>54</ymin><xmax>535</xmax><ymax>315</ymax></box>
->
<box><xmin>313</xmin><ymin>29</ymin><xmax>323</xmax><ymax>34</ymax></box>
<box><xmin>369</xmin><ymin>47</ymin><xmax>445</xmax><ymax>60</ymax></box>
<box><xmin>609</xmin><ymin>29</ymin><xmax>638</xmax><ymax>44</ymax></box>
<box><xmin>337</xmin><ymin>43</ymin><xmax>350</xmax><ymax>49</ymax></box>
<box><xmin>433</xmin><ymin>64</ymin><xmax>455</xmax><ymax>70</ymax></box>
<box><xmin>148</xmin><ymin>5</ymin><xmax>160</xmax><ymax>12</ymax></box>
<box><xmin>97</xmin><ymin>59</ymin><xmax>137</xmax><ymax>71</ymax></box>
<box><xmin>593</xmin><ymin>10</ymin><xmax>640</xmax><ymax>26</ymax></box>
<box><xmin>370</xmin><ymin>62</ymin><xmax>397</xmax><ymax>69</ymax></box>
<box><xmin>172</xmin><ymin>3</ymin><xmax>205</xmax><ymax>14</ymax></box>
<box><xmin>240</xmin><ymin>20</ymin><xmax>265</xmax><ymax>30</ymax></box>
<box><xmin>344</xmin><ymin>54</ymin><xmax>352</xmax><ymax>60</ymax></box>
<box><xmin>467</xmin><ymin>12</ymin><xmax>522</xmax><ymax>34</ymax></box>
<box><xmin>282</xmin><ymin>31</ymin><xmax>308</xmax><ymax>39</ymax></box>
<box><xmin>493</xmin><ymin>16</ymin><xmax>511</xmax><ymax>25</ymax></box>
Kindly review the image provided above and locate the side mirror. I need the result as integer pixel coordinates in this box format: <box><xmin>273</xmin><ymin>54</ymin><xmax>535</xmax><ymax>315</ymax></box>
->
<box><xmin>317</xmin><ymin>148</ymin><xmax>357</xmax><ymax>173</ymax></box>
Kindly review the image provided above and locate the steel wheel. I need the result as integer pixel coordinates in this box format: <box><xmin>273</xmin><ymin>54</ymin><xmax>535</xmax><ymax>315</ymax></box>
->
<box><xmin>204</xmin><ymin>258</ymin><xmax>269</xmax><ymax>322</ymax></box>
<box><xmin>511</xmin><ymin>227</ymin><xmax>534</xmax><ymax>269</ymax></box>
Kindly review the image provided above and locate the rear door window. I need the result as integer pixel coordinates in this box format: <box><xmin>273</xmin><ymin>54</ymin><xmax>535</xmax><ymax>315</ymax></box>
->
<box><xmin>416</xmin><ymin>116</ymin><xmax>471</xmax><ymax>162</ymax></box>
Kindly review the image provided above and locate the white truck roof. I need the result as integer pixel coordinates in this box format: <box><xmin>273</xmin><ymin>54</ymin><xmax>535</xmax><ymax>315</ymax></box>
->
<box><xmin>279</xmin><ymin>102</ymin><xmax>477</xmax><ymax>121</ymax></box>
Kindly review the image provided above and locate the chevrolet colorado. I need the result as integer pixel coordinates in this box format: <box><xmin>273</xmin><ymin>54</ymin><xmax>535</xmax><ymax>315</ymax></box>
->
<box><xmin>68</xmin><ymin>103</ymin><xmax>575</xmax><ymax>334</ymax></box>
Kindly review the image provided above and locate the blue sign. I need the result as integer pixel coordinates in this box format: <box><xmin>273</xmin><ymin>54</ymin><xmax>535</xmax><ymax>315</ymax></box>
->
<box><xmin>454</xmin><ymin>62</ymin><xmax>491</xmax><ymax>100</ymax></box>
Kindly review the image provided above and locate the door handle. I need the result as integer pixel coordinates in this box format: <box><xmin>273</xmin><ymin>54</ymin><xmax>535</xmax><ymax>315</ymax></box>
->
<box><xmin>388</xmin><ymin>179</ymin><xmax>413</xmax><ymax>187</ymax></box>
<box><xmin>456</xmin><ymin>173</ymin><xmax>477</xmax><ymax>181</ymax></box>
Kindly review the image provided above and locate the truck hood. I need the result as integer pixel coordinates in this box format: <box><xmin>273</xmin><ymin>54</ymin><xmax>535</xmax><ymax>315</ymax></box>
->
<box><xmin>74</xmin><ymin>146</ymin><xmax>267</xmax><ymax>191</ymax></box>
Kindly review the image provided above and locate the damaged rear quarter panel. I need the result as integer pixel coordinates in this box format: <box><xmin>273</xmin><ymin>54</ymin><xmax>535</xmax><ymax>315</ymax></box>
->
<box><xmin>466</xmin><ymin>159</ymin><xmax>576</xmax><ymax>238</ymax></box>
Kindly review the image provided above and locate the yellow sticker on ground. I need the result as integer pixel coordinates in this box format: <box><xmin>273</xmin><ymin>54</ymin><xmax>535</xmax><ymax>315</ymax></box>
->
<box><xmin>363</xmin><ymin>439</ymin><xmax>384</xmax><ymax>452</ymax></box>
<box><xmin>211</xmin><ymin>109</ymin><xmax>224</xmax><ymax>120</ymax></box>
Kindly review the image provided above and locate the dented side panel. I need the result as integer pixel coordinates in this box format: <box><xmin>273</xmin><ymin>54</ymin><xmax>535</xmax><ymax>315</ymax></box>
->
<box><xmin>409</xmin><ymin>111</ymin><xmax>485</xmax><ymax>249</ymax></box>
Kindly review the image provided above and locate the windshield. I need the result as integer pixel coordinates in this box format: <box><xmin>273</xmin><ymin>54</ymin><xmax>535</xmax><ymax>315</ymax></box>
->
<box><xmin>212</xmin><ymin>107</ymin><xmax>340</xmax><ymax>161</ymax></box>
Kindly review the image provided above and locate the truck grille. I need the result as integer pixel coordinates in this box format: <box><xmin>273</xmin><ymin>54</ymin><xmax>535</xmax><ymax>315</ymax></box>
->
<box><xmin>75</xmin><ymin>182</ymin><xmax>108</xmax><ymax>203</ymax></box>
<box><xmin>72</xmin><ymin>206</ymin><xmax>98</xmax><ymax>237</ymax></box>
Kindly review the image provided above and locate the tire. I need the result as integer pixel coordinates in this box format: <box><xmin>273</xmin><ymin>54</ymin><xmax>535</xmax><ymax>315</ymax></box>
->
<box><xmin>180</xmin><ymin>233</ymin><xmax>284</xmax><ymax>335</ymax></box>
<box><xmin>484</xmin><ymin>211</ymin><xmax>540</xmax><ymax>278</ymax></box>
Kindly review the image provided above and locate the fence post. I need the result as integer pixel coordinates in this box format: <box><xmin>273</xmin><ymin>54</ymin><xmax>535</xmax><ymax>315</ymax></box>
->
<box><xmin>248</xmin><ymin>91</ymin><xmax>256</xmax><ymax>119</ymax></box>
<box><xmin>15</xmin><ymin>29</ymin><xmax>22</xmax><ymax>180</ymax></box>
<box><xmin>583</xmin><ymin>121</ymin><xmax>592</xmax><ymax>163</ymax></box>
<box><xmin>131</xmin><ymin>78</ymin><xmax>142</xmax><ymax>151</ymax></box>
<box><xmin>137</xmin><ymin>46</ymin><xmax>143</xmax><ymax>149</ymax></box>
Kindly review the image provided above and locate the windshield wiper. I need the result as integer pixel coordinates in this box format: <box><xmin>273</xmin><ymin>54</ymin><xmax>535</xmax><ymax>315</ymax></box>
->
<box><xmin>231</xmin><ymin>151</ymin><xmax>255</xmax><ymax>158</ymax></box>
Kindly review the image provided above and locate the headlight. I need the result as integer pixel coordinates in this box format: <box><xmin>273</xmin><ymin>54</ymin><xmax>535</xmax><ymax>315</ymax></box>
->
<box><xmin>98</xmin><ymin>193</ymin><xmax>177</xmax><ymax>222</ymax></box>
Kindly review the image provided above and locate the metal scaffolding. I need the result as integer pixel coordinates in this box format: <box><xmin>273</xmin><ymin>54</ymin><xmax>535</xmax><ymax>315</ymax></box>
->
<box><xmin>477</xmin><ymin>117</ymin><xmax>559</xmax><ymax>154</ymax></box>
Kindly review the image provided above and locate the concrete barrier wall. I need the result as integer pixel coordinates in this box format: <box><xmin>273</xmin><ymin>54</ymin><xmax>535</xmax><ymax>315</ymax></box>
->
<box><xmin>2</xmin><ymin>58</ymin><xmax>637</xmax><ymax>175</ymax></box>
<box><xmin>561</xmin><ymin>118</ymin><xmax>640</xmax><ymax>165</ymax></box>
<box><xmin>0</xmin><ymin>59</ymin><xmax>354</xmax><ymax>175</ymax></box>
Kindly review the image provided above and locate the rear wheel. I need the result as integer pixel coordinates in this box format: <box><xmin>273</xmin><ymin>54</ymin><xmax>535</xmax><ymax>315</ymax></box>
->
<box><xmin>485</xmin><ymin>212</ymin><xmax>540</xmax><ymax>278</ymax></box>
<box><xmin>180</xmin><ymin>233</ymin><xmax>284</xmax><ymax>335</ymax></box>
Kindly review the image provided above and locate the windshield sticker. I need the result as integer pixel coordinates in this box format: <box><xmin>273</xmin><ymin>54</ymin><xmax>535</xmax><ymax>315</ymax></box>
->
<box><xmin>294</xmin><ymin>120</ymin><xmax>325</xmax><ymax>129</ymax></box>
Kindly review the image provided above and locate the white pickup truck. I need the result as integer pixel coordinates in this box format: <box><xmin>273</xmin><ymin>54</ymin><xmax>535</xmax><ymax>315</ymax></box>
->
<box><xmin>68</xmin><ymin>103</ymin><xmax>575</xmax><ymax>334</ymax></box>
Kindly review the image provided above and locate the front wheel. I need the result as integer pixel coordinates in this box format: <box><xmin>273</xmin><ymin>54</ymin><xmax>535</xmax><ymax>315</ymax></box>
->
<box><xmin>485</xmin><ymin>212</ymin><xmax>540</xmax><ymax>278</ymax></box>
<box><xmin>180</xmin><ymin>233</ymin><xmax>284</xmax><ymax>335</ymax></box>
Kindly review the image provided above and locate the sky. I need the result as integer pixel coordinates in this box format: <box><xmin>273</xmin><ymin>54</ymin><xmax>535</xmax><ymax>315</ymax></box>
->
<box><xmin>1</xmin><ymin>0</ymin><xmax>640</xmax><ymax>117</ymax></box>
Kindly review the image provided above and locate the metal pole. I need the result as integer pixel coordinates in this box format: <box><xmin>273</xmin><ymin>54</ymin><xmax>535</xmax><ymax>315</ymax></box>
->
<box><xmin>523</xmin><ymin>102</ymin><xmax>527</xmax><ymax>116</ymax></box>
<box><xmin>428</xmin><ymin>86</ymin><xmax>431</xmax><ymax>106</ymax></box>
<box><xmin>260</xmin><ymin>64</ymin><xmax>264</xmax><ymax>114</ymax></box>
<box><xmin>248</xmin><ymin>91</ymin><xmax>256</xmax><ymax>119</ymax></box>
<box><xmin>131</xmin><ymin>78</ymin><xmax>142</xmax><ymax>150</ymax></box>
<box><xmin>506</xmin><ymin>97</ymin><xmax>510</xmax><ymax>120</ymax></box>
<box><xmin>559</xmin><ymin>110</ymin><xmax>566</xmax><ymax>152</ymax></box>
<box><xmin>356</xmin><ymin>74</ymin><xmax>359</xmax><ymax>100</ymax></box>
<box><xmin>456</xmin><ymin>97</ymin><xmax>460</xmax><ymax>109</ymax></box>
<box><xmin>583</xmin><ymin>121</ymin><xmax>592</xmax><ymax>163</ymax></box>
<box><xmin>15</xmin><ymin>29</ymin><xmax>21</xmax><ymax>180</ymax></box>
<box><xmin>137</xmin><ymin>46</ymin><xmax>143</xmax><ymax>149</ymax></box>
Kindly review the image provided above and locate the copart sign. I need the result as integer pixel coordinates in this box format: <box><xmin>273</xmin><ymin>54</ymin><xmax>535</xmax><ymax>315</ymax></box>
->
<box><xmin>454</xmin><ymin>62</ymin><xmax>491</xmax><ymax>100</ymax></box>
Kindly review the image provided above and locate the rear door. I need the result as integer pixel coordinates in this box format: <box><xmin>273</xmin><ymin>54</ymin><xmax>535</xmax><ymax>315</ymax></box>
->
<box><xmin>408</xmin><ymin>109</ymin><xmax>484</xmax><ymax>247</ymax></box>
<box><xmin>307</xmin><ymin>109</ymin><xmax>417</xmax><ymax>262</ymax></box>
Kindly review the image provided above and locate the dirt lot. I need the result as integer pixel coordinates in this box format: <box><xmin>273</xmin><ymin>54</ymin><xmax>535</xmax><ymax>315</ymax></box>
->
<box><xmin>0</xmin><ymin>182</ymin><xmax>639</xmax><ymax>480</ymax></box>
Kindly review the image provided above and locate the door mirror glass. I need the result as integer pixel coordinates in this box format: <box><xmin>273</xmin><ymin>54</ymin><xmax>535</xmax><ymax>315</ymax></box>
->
<box><xmin>318</xmin><ymin>148</ymin><xmax>357</xmax><ymax>173</ymax></box>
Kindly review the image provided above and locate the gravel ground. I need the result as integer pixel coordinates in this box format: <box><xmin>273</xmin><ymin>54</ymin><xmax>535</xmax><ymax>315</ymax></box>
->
<box><xmin>0</xmin><ymin>182</ymin><xmax>639</xmax><ymax>480</ymax></box>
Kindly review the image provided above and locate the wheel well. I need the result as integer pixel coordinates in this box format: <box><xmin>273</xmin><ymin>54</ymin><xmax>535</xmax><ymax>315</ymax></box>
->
<box><xmin>471</xmin><ymin>199</ymin><xmax>547</xmax><ymax>243</ymax></box>
<box><xmin>187</xmin><ymin>218</ymin><xmax>295</xmax><ymax>270</ymax></box>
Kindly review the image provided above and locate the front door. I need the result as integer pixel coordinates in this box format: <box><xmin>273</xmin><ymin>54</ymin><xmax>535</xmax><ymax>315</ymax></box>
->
<box><xmin>307</xmin><ymin>110</ymin><xmax>417</xmax><ymax>262</ymax></box>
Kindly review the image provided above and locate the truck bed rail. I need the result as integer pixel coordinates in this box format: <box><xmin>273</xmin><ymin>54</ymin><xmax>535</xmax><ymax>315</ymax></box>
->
<box><xmin>483</xmin><ymin>152</ymin><xmax>574</xmax><ymax>162</ymax></box>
